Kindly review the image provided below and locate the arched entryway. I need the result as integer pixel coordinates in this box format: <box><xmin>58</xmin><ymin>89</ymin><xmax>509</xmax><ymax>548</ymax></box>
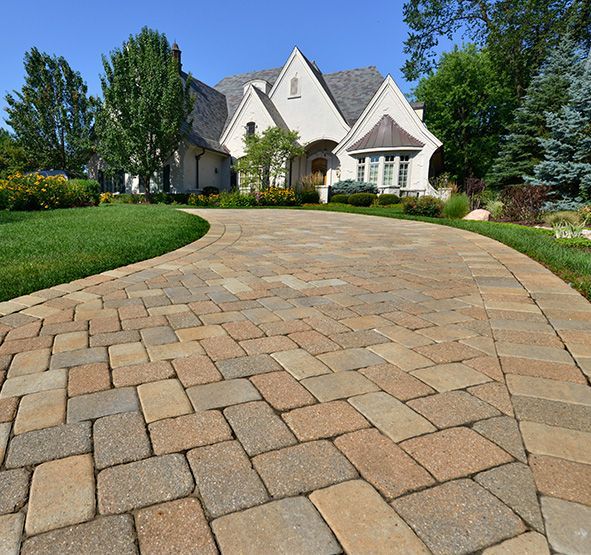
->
<box><xmin>311</xmin><ymin>157</ymin><xmax>328</xmax><ymax>185</ymax></box>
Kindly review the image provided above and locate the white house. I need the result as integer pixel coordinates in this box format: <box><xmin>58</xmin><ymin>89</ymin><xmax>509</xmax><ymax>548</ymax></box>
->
<box><xmin>96</xmin><ymin>46</ymin><xmax>443</xmax><ymax>200</ymax></box>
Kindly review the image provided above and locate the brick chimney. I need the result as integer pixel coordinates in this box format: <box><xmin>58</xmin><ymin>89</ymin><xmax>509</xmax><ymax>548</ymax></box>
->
<box><xmin>172</xmin><ymin>42</ymin><xmax>182</xmax><ymax>71</ymax></box>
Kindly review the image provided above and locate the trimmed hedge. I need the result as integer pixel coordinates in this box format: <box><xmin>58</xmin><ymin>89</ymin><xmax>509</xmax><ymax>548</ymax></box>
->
<box><xmin>349</xmin><ymin>193</ymin><xmax>377</xmax><ymax>207</ymax></box>
<box><xmin>330</xmin><ymin>194</ymin><xmax>350</xmax><ymax>204</ymax></box>
<box><xmin>402</xmin><ymin>196</ymin><xmax>444</xmax><ymax>217</ymax></box>
<box><xmin>331</xmin><ymin>180</ymin><xmax>377</xmax><ymax>195</ymax></box>
<box><xmin>299</xmin><ymin>190</ymin><xmax>320</xmax><ymax>204</ymax></box>
<box><xmin>378</xmin><ymin>194</ymin><xmax>401</xmax><ymax>206</ymax></box>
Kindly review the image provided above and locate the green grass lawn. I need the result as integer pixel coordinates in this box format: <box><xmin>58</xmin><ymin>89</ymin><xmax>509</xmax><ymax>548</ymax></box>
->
<box><xmin>0</xmin><ymin>204</ymin><xmax>209</xmax><ymax>302</ymax></box>
<box><xmin>302</xmin><ymin>203</ymin><xmax>591</xmax><ymax>301</ymax></box>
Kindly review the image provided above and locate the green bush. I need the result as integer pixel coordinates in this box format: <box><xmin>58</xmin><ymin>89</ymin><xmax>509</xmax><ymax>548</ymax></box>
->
<box><xmin>68</xmin><ymin>179</ymin><xmax>101</xmax><ymax>206</ymax></box>
<box><xmin>402</xmin><ymin>195</ymin><xmax>444</xmax><ymax>217</ymax></box>
<box><xmin>299</xmin><ymin>190</ymin><xmax>320</xmax><ymax>204</ymax></box>
<box><xmin>443</xmin><ymin>193</ymin><xmax>470</xmax><ymax>219</ymax></box>
<box><xmin>330</xmin><ymin>194</ymin><xmax>350</xmax><ymax>204</ymax></box>
<box><xmin>349</xmin><ymin>193</ymin><xmax>377</xmax><ymax>207</ymax></box>
<box><xmin>111</xmin><ymin>193</ymin><xmax>148</xmax><ymax>204</ymax></box>
<box><xmin>485</xmin><ymin>199</ymin><xmax>505</xmax><ymax>219</ymax></box>
<box><xmin>331</xmin><ymin>180</ymin><xmax>377</xmax><ymax>195</ymax></box>
<box><xmin>219</xmin><ymin>191</ymin><xmax>257</xmax><ymax>207</ymax></box>
<box><xmin>377</xmin><ymin>194</ymin><xmax>401</xmax><ymax>206</ymax></box>
<box><xmin>543</xmin><ymin>210</ymin><xmax>580</xmax><ymax>226</ymax></box>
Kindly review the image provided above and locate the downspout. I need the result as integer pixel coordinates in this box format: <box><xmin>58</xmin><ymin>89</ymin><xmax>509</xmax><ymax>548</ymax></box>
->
<box><xmin>195</xmin><ymin>148</ymin><xmax>205</xmax><ymax>190</ymax></box>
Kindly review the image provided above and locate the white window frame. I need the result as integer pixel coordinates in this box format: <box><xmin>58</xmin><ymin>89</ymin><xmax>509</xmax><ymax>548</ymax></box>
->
<box><xmin>356</xmin><ymin>153</ymin><xmax>413</xmax><ymax>189</ymax></box>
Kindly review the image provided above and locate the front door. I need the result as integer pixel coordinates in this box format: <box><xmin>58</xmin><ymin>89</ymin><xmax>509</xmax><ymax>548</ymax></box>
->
<box><xmin>311</xmin><ymin>157</ymin><xmax>328</xmax><ymax>185</ymax></box>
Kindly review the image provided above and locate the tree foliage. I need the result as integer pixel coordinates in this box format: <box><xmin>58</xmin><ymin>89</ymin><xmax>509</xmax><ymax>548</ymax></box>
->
<box><xmin>0</xmin><ymin>129</ymin><xmax>32</xmax><ymax>177</ymax></box>
<box><xmin>415</xmin><ymin>45</ymin><xmax>511</xmax><ymax>184</ymax></box>
<box><xmin>532</xmin><ymin>50</ymin><xmax>591</xmax><ymax>197</ymax></box>
<box><xmin>5</xmin><ymin>48</ymin><xmax>96</xmax><ymax>175</ymax></box>
<box><xmin>97</xmin><ymin>27</ymin><xmax>192</xmax><ymax>192</ymax></box>
<box><xmin>402</xmin><ymin>0</ymin><xmax>591</xmax><ymax>99</ymax></box>
<box><xmin>234</xmin><ymin>127</ymin><xmax>304</xmax><ymax>190</ymax></box>
<box><xmin>488</xmin><ymin>36</ymin><xmax>584</xmax><ymax>187</ymax></box>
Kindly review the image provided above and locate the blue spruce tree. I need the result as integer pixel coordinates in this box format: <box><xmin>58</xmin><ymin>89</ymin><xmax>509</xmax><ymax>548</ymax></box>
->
<box><xmin>532</xmin><ymin>50</ymin><xmax>591</xmax><ymax>198</ymax></box>
<box><xmin>488</xmin><ymin>36</ymin><xmax>582</xmax><ymax>188</ymax></box>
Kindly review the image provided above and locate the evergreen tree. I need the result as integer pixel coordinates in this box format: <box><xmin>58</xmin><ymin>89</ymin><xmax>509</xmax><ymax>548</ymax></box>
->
<box><xmin>488</xmin><ymin>36</ymin><xmax>583</xmax><ymax>188</ymax></box>
<box><xmin>5</xmin><ymin>48</ymin><xmax>96</xmax><ymax>175</ymax></box>
<box><xmin>532</xmin><ymin>51</ymin><xmax>591</xmax><ymax>197</ymax></box>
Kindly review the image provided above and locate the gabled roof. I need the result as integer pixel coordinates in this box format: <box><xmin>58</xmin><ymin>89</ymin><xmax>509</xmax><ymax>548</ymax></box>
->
<box><xmin>213</xmin><ymin>65</ymin><xmax>385</xmax><ymax>128</ymax></box>
<box><xmin>347</xmin><ymin>114</ymin><xmax>424</xmax><ymax>152</ymax></box>
<box><xmin>251</xmin><ymin>87</ymin><xmax>288</xmax><ymax>130</ymax></box>
<box><xmin>182</xmin><ymin>72</ymin><xmax>228</xmax><ymax>153</ymax></box>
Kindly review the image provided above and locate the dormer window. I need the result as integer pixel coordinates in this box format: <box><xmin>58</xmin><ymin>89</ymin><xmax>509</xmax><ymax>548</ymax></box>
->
<box><xmin>246</xmin><ymin>121</ymin><xmax>256</xmax><ymax>136</ymax></box>
<box><xmin>289</xmin><ymin>75</ymin><xmax>300</xmax><ymax>98</ymax></box>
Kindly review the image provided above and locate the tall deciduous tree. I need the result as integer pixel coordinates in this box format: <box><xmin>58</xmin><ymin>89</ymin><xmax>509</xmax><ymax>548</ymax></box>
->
<box><xmin>5</xmin><ymin>48</ymin><xmax>96</xmax><ymax>175</ymax></box>
<box><xmin>0</xmin><ymin>129</ymin><xmax>32</xmax><ymax>177</ymax></box>
<box><xmin>97</xmin><ymin>27</ymin><xmax>192</xmax><ymax>192</ymax></box>
<box><xmin>532</xmin><ymin>50</ymin><xmax>591</xmax><ymax>197</ymax></box>
<box><xmin>415</xmin><ymin>45</ymin><xmax>511</xmax><ymax>184</ymax></box>
<box><xmin>402</xmin><ymin>0</ymin><xmax>591</xmax><ymax>99</ymax></box>
<box><xmin>488</xmin><ymin>36</ymin><xmax>584</xmax><ymax>188</ymax></box>
<box><xmin>234</xmin><ymin>127</ymin><xmax>304</xmax><ymax>190</ymax></box>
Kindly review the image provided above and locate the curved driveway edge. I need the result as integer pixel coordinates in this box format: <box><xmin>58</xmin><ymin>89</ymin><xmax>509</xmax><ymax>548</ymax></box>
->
<box><xmin>0</xmin><ymin>208</ymin><xmax>590</xmax><ymax>554</ymax></box>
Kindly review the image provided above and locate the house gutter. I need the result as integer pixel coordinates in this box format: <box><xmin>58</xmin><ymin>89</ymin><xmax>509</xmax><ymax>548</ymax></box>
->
<box><xmin>195</xmin><ymin>147</ymin><xmax>206</xmax><ymax>190</ymax></box>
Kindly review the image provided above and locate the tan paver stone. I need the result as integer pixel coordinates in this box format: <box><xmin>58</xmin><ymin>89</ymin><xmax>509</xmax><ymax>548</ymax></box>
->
<box><xmin>482</xmin><ymin>532</ymin><xmax>550</xmax><ymax>555</ymax></box>
<box><xmin>250</xmin><ymin>371</ymin><xmax>316</xmax><ymax>410</ymax></box>
<box><xmin>310</xmin><ymin>480</ymin><xmax>430</xmax><ymax>554</ymax></box>
<box><xmin>301</xmin><ymin>370</ymin><xmax>379</xmax><ymax>401</ymax></box>
<box><xmin>212</xmin><ymin>497</ymin><xmax>340</xmax><ymax>555</ymax></box>
<box><xmin>401</xmin><ymin>427</ymin><xmax>514</xmax><ymax>481</ymax></box>
<box><xmin>1</xmin><ymin>369</ymin><xmax>67</xmax><ymax>398</ymax></box>
<box><xmin>473</xmin><ymin>416</ymin><xmax>527</xmax><ymax>462</ymax></box>
<box><xmin>375</xmin><ymin>324</ymin><xmax>434</xmax><ymax>347</ymax></box>
<box><xmin>513</xmin><ymin>395</ymin><xmax>591</xmax><ymax>432</ymax></box>
<box><xmin>68</xmin><ymin>362</ymin><xmax>110</xmax><ymax>396</ymax></box>
<box><xmin>172</xmin><ymin>354</ymin><xmax>222</xmax><ymax>387</ymax></box>
<box><xmin>415</xmin><ymin>341</ymin><xmax>484</xmax><ymax>364</ymax></box>
<box><xmin>53</xmin><ymin>331</ymin><xmax>88</xmax><ymax>353</ymax></box>
<box><xmin>97</xmin><ymin>454</ymin><xmax>194</xmax><ymax>514</ymax></box>
<box><xmin>287</xmin><ymin>329</ymin><xmax>339</xmax><ymax>355</ymax></box>
<box><xmin>507</xmin><ymin>374</ymin><xmax>591</xmax><ymax>406</ymax></box>
<box><xmin>542</xmin><ymin>497</ymin><xmax>591</xmax><ymax>555</ymax></box>
<box><xmin>520</xmin><ymin>421</ymin><xmax>591</xmax><ymax>464</ymax></box>
<box><xmin>14</xmin><ymin>388</ymin><xmax>66</xmax><ymax>434</ymax></box>
<box><xmin>26</xmin><ymin>454</ymin><xmax>95</xmax><ymax>535</ymax></box>
<box><xmin>224</xmin><ymin>401</ymin><xmax>297</xmax><ymax>455</ymax></box>
<box><xmin>176</xmin><ymin>324</ymin><xmax>227</xmax><ymax>341</ymax></box>
<box><xmin>136</xmin><ymin>498</ymin><xmax>217</xmax><ymax>555</ymax></box>
<box><xmin>360</xmin><ymin>363</ymin><xmax>435</xmax><ymax>400</ymax></box>
<box><xmin>408</xmin><ymin>390</ymin><xmax>500</xmax><ymax>428</ymax></box>
<box><xmin>50</xmin><ymin>346</ymin><xmax>107</xmax><ymax>369</ymax></box>
<box><xmin>0</xmin><ymin>336</ymin><xmax>52</xmax><ymax>356</ymax></box>
<box><xmin>89</xmin><ymin>316</ymin><xmax>121</xmax><ymax>335</ymax></box>
<box><xmin>111</xmin><ymin>360</ymin><xmax>174</xmax><ymax>387</ymax></box>
<box><xmin>0</xmin><ymin>422</ymin><xmax>10</xmax><ymax>465</ymax></box>
<box><xmin>8</xmin><ymin>348</ymin><xmax>51</xmax><ymax>377</ymax></box>
<box><xmin>283</xmin><ymin>400</ymin><xmax>369</xmax><ymax>441</ymax></box>
<box><xmin>335</xmin><ymin>429</ymin><xmax>435</xmax><ymax>499</ymax></box>
<box><xmin>272</xmin><ymin>348</ymin><xmax>332</xmax><ymax>379</ymax></box>
<box><xmin>0</xmin><ymin>513</ymin><xmax>24</xmax><ymax>555</ymax></box>
<box><xmin>121</xmin><ymin>315</ymin><xmax>167</xmax><ymax>331</ymax></box>
<box><xmin>187</xmin><ymin>378</ymin><xmax>261</xmax><ymax>411</ymax></box>
<box><xmin>531</xmin><ymin>455</ymin><xmax>591</xmax><ymax>506</ymax></box>
<box><xmin>496</xmin><ymin>341</ymin><xmax>574</xmax><ymax>364</ymax></box>
<box><xmin>341</xmin><ymin>314</ymin><xmax>390</xmax><ymax>330</ymax></box>
<box><xmin>200</xmin><ymin>335</ymin><xmax>245</xmax><ymax>361</ymax></box>
<box><xmin>253</xmin><ymin>440</ymin><xmax>357</xmax><ymax>497</ymax></box>
<box><xmin>0</xmin><ymin>397</ymin><xmax>19</xmax><ymax>422</ymax></box>
<box><xmin>416</xmin><ymin>324</ymin><xmax>478</xmax><ymax>342</ymax></box>
<box><xmin>464</xmin><ymin>355</ymin><xmax>504</xmax><ymax>381</ymax></box>
<box><xmin>149</xmin><ymin>410</ymin><xmax>232</xmax><ymax>455</ymax></box>
<box><xmin>223</xmin><ymin>320</ymin><xmax>264</xmax><ymax>340</ymax></box>
<box><xmin>89</xmin><ymin>330</ymin><xmax>141</xmax><ymax>348</ymax></box>
<box><xmin>368</xmin><ymin>342</ymin><xmax>433</xmax><ymax>371</ymax></box>
<box><xmin>140</xmin><ymin>325</ymin><xmax>178</xmax><ymax>346</ymax></box>
<box><xmin>187</xmin><ymin>440</ymin><xmax>268</xmax><ymax>517</ymax></box>
<box><xmin>138</xmin><ymin>378</ymin><xmax>192</xmax><ymax>423</ymax></box>
<box><xmin>475</xmin><ymin>462</ymin><xmax>544</xmax><ymax>532</ymax></box>
<box><xmin>147</xmin><ymin>340</ymin><xmax>203</xmax><ymax>361</ymax></box>
<box><xmin>21</xmin><ymin>515</ymin><xmax>135</xmax><ymax>554</ymax></box>
<box><xmin>317</xmin><ymin>347</ymin><xmax>385</xmax><ymax>372</ymax></box>
<box><xmin>468</xmin><ymin>382</ymin><xmax>514</xmax><ymax>415</ymax></box>
<box><xmin>260</xmin><ymin>319</ymin><xmax>311</xmax><ymax>336</ymax></box>
<box><xmin>240</xmin><ymin>335</ymin><xmax>297</xmax><ymax>355</ymax></box>
<box><xmin>332</xmin><ymin>329</ymin><xmax>389</xmax><ymax>349</ymax></box>
<box><xmin>108</xmin><ymin>342</ymin><xmax>148</xmax><ymax>368</ymax></box>
<box><xmin>349</xmin><ymin>391</ymin><xmax>435</xmax><ymax>442</ymax></box>
<box><xmin>93</xmin><ymin>412</ymin><xmax>151</xmax><ymax>469</ymax></box>
<box><xmin>392</xmin><ymin>479</ymin><xmax>526</xmax><ymax>555</ymax></box>
<box><xmin>67</xmin><ymin>386</ymin><xmax>139</xmax><ymax>422</ymax></box>
<box><xmin>500</xmin><ymin>356</ymin><xmax>586</xmax><ymax>383</ymax></box>
<box><xmin>0</xmin><ymin>468</ymin><xmax>30</xmax><ymax>515</ymax></box>
<box><xmin>411</xmin><ymin>362</ymin><xmax>490</xmax><ymax>392</ymax></box>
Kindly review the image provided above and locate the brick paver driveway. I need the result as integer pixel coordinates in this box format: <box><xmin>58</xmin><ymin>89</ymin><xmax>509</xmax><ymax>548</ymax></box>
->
<box><xmin>1</xmin><ymin>208</ymin><xmax>590</xmax><ymax>554</ymax></box>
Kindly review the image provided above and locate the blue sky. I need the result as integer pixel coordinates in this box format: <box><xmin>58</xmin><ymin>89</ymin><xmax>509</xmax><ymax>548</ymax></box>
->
<box><xmin>0</xmin><ymin>0</ymin><xmax>453</xmax><ymax>128</ymax></box>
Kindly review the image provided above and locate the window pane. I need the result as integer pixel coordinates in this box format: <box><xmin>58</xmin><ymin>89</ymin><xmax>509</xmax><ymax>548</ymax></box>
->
<box><xmin>383</xmin><ymin>157</ymin><xmax>395</xmax><ymax>186</ymax></box>
<box><xmin>368</xmin><ymin>156</ymin><xmax>379</xmax><ymax>184</ymax></box>
<box><xmin>357</xmin><ymin>158</ymin><xmax>365</xmax><ymax>181</ymax></box>
<box><xmin>398</xmin><ymin>156</ymin><xmax>410</xmax><ymax>188</ymax></box>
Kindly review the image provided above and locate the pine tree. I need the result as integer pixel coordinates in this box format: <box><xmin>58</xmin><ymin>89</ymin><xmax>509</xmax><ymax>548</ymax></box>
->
<box><xmin>532</xmin><ymin>51</ymin><xmax>591</xmax><ymax>197</ymax></box>
<box><xmin>488</xmin><ymin>36</ymin><xmax>583</xmax><ymax>188</ymax></box>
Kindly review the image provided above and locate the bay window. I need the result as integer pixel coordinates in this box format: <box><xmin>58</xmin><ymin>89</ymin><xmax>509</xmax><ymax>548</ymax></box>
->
<box><xmin>355</xmin><ymin>153</ymin><xmax>413</xmax><ymax>189</ymax></box>
<box><xmin>368</xmin><ymin>155</ymin><xmax>380</xmax><ymax>184</ymax></box>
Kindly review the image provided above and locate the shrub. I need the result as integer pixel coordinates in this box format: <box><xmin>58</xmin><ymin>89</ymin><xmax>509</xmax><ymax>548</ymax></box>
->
<box><xmin>543</xmin><ymin>211</ymin><xmax>580</xmax><ymax>226</ymax></box>
<box><xmin>330</xmin><ymin>194</ymin><xmax>350</xmax><ymax>204</ymax></box>
<box><xmin>402</xmin><ymin>195</ymin><xmax>444</xmax><ymax>217</ymax></box>
<box><xmin>485</xmin><ymin>199</ymin><xmax>505</xmax><ymax>219</ymax></box>
<box><xmin>298</xmin><ymin>190</ymin><xmax>320</xmax><ymax>204</ymax></box>
<box><xmin>202</xmin><ymin>186</ymin><xmax>219</xmax><ymax>196</ymax></box>
<box><xmin>348</xmin><ymin>193</ymin><xmax>377</xmax><ymax>207</ymax></box>
<box><xmin>255</xmin><ymin>187</ymin><xmax>298</xmax><ymax>206</ymax></box>
<box><xmin>218</xmin><ymin>191</ymin><xmax>257</xmax><ymax>208</ymax></box>
<box><xmin>0</xmin><ymin>173</ymin><xmax>100</xmax><ymax>210</ymax></box>
<box><xmin>377</xmin><ymin>194</ymin><xmax>401</xmax><ymax>205</ymax></box>
<box><xmin>100</xmin><ymin>192</ymin><xmax>113</xmax><ymax>204</ymax></box>
<box><xmin>553</xmin><ymin>219</ymin><xmax>585</xmax><ymax>239</ymax></box>
<box><xmin>579</xmin><ymin>205</ymin><xmax>591</xmax><ymax>226</ymax></box>
<box><xmin>331</xmin><ymin>180</ymin><xmax>377</xmax><ymax>195</ymax></box>
<box><xmin>501</xmin><ymin>184</ymin><xmax>549</xmax><ymax>222</ymax></box>
<box><xmin>111</xmin><ymin>193</ymin><xmax>147</xmax><ymax>204</ymax></box>
<box><xmin>443</xmin><ymin>193</ymin><xmax>470</xmax><ymax>219</ymax></box>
